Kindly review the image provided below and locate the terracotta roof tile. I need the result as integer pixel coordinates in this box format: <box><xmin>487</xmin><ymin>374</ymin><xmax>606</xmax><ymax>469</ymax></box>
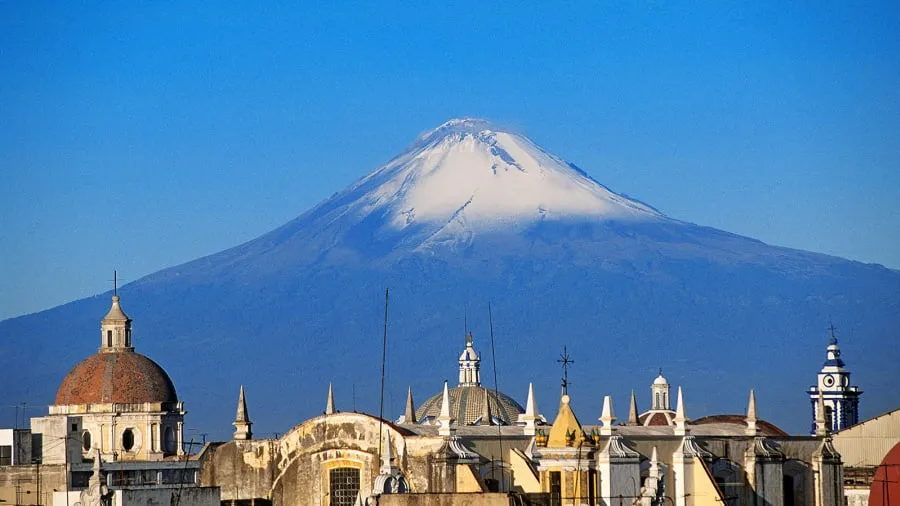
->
<box><xmin>55</xmin><ymin>351</ymin><xmax>178</xmax><ymax>405</ymax></box>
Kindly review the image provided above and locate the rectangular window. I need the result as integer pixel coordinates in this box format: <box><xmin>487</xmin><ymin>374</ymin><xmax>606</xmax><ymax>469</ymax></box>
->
<box><xmin>550</xmin><ymin>471</ymin><xmax>561</xmax><ymax>506</ymax></box>
<box><xmin>329</xmin><ymin>467</ymin><xmax>360</xmax><ymax>506</ymax></box>
<box><xmin>0</xmin><ymin>445</ymin><xmax>11</xmax><ymax>465</ymax></box>
<box><xmin>588</xmin><ymin>470</ymin><xmax>596</xmax><ymax>506</ymax></box>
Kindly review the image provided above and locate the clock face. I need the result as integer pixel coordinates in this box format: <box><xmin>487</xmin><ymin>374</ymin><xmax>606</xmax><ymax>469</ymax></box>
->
<box><xmin>823</xmin><ymin>375</ymin><xmax>835</xmax><ymax>387</ymax></box>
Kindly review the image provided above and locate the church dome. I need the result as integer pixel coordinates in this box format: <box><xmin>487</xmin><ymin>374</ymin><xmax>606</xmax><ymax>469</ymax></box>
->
<box><xmin>416</xmin><ymin>385</ymin><xmax>524</xmax><ymax>425</ymax></box>
<box><xmin>55</xmin><ymin>351</ymin><xmax>178</xmax><ymax>406</ymax></box>
<box><xmin>416</xmin><ymin>332</ymin><xmax>525</xmax><ymax>425</ymax></box>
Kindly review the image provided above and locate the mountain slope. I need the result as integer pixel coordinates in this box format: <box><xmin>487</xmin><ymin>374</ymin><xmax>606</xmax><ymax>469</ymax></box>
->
<box><xmin>2</xmin><ymin>119</ymin><xmax>898</xmax><ymax>438</ymax></box>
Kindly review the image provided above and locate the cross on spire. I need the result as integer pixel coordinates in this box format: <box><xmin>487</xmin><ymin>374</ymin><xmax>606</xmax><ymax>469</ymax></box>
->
<box><xmin>827</xmin><ymin>322</ymin><xmax>838</xmax><ymax>345</ymax></box>
<box><xmin>110</xmin><ymin>270</ymin><xmax>118</xmax><ymax>296</ymax></box>
<box><xmin>557</xmin><ymin>346</ymin><xmax>574</xmax><ymax>395</ymax></box>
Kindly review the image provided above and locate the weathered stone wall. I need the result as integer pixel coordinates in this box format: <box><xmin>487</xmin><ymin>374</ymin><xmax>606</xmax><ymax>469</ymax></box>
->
<box><xmin>0</xmin><ymin>463</ymin><xmax>67</xmax><ymax>506</ymax></box>
<box><xmin>199</xmin><ymin>440</ymin><xmax>275</xmax><ymax>501</ymax></box>
<box><xmin>119</xmin><ymin>486</ymin><xmax>221</xmax><ymax>505</ymax></box>
<box><xmin>202</xmin><ymin>413</ymin><xmax>461</xmax><ymax>504</ymax></box>
<box><xmin>376</xmin><ymin>493</ymin><xmax>512</xmax><ymax>506</ymax></box>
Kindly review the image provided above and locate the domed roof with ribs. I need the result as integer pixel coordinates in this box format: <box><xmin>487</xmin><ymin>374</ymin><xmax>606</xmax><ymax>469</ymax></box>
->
<box><xmin>416</xmin><ymin>385</ymin><xmax>524</xmax><ymax>425</ymax></box>
<box><xmin>55</xmin><ymin>351</ymin><xmax>178</xmax><ymax>405</ymax></box>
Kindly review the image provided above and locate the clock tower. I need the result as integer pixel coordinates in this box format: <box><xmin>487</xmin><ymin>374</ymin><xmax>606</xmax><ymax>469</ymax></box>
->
<box><xmin>807</xmin><ymin>325</ymin><xmax>862</xmax><ymax>434</ymax></box>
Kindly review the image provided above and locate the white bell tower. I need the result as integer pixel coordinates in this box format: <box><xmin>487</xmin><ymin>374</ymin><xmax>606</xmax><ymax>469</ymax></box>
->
<box><xmin>807</xmin><ymin>324</ymin><xmax>862</xmax><ymax>434</ymax></box>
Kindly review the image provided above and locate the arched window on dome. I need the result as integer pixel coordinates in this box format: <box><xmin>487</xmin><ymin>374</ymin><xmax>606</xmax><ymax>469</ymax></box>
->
<box><xmin>125</xmin><ymin>329</ymin><xmax>131</xmax><ymax>347</ymax></box>
<box><xmin>107</xmin><ymin>330</ymin><xmax>112</xmax><ymax>348</ymax></box>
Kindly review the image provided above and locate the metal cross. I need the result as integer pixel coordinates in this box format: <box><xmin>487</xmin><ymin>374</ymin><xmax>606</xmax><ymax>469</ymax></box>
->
<box><xmin>109</xmin><ymin>270</ymin><xmax>118</xmax><ymax>296</ymax></box>
<box><xmin>557</xmin><ymin>346</ymin><xmax>574</xmax><ymax>395</ymax></box>
<box><xmin>827</xmin><ymin>322</ymin><xmax>838</xmax><ymax>345</ymax></box>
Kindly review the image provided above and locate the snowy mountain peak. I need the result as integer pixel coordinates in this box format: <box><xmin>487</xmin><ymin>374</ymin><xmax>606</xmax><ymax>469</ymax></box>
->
<box><xmin>326</xmin><ymin>119</ymin><xmax>665</xmax><ymax>249</ymax></box>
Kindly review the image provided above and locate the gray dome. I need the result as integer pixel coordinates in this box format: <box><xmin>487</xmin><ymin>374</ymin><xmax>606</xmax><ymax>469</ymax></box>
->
<box><xmin>416</xmin><ymin>385</ymin><xmax>524</xmax><ymax>425</ymax></box>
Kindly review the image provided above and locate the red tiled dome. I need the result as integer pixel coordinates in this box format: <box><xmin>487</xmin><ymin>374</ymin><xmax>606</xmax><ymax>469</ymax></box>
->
<box><xmin>55</xmin><ymin>351</ymin><xmax>178</xmax><ymax>405</ymax></box>
<box><xmin>869</xmin><ymin>441</ymin><xmax>900</xmax><ymax>506</ymax></box>
<box><xmin>639</xmin><ymin>411</ymin><xmax>675</xmax><ymax>426</ymax></box>
<box><xmin>691</xmin><ymin>414</ymin><xmax>788</xmax><ymax>436</ymax></box>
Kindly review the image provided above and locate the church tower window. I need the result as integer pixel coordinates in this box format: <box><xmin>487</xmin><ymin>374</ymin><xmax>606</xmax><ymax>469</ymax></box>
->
<box><xmin>164</xmin><ymin>426</ymin><xmax>177</xmax><ymax>455</ymax></box>
<box><xmin>122</xmin><ymin>429</ymin><xmax>135</xmax><ymax>451</ymax></box>
<box><xmin>549</xmin><ymin>471</ymin><xmax>561</xmax><ymax>504</ymax></box>
<box><xmin>82</xmin><ymin>431</ymin><xmax>92</xmax><ymax>451</ymax></box>
<box><xmin>107</xmin><ymin>330</ymin><xmax>112</xmax><ymax>347</ymax></box>
<box><xmin>329</xmin><ymin>467</ymin><xmax>360</xmax><ymax>506</ymax></box>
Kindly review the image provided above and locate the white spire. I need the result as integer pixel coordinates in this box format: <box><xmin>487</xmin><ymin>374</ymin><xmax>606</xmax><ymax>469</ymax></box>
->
<box><xmin>745</xmin><ymin>389</ymin><xmax>758</xmax><ymax>436</ymax></box>
<box><xmin>233</xmin><ymin>385</ymin><xmax>252</xmax><ymax>440</ymax></box>
<box><xmin>627</xmin><ymin>390</ymin><xmax>639</xmax><ymax>425</ymax></box>
<box><xmin>380</xmin><ymin>430</ymin><xmax>394</xmax><ymax>473</ymax></box>
<box><xmin>325</xmin><ymin>383</ymin><xmax>335</xmax><ymax>415</ymax></box>
<box><xmin>673</xmin><ymin>386</ymin><xmax>687</xmax><ymax>436</ymax></box>
<box><xmin>521</xmin><ymin>382</ymin><xmax>539</xmax><ymax>436</ymax></box>
<box><xmin>815</xmin><ymin>390</ymin><xmax>828</xmax><ymax>437</ymax></box>
<box><xmin>438</xmin><ymin>380</ymin><xmax>454</xmax><ymax>436</ymax></box>
<box><xmin>649</xmin><ymin>446</ymin><xmax>660</xmax><ymax>477</ymax></box>
<box><xmin>599</xmin><ymin>395</ymin><xmax>616</xmax><ymax>435</ymax></box>
<box><xmin>398</xmin><ymin>386</ymin><xmax>416</xmax><ymax>424</ymax></box>
<box><xmin>480</xmin><ymin>387</ymin><xmax>492</xmax><ymax>426</ymax></box>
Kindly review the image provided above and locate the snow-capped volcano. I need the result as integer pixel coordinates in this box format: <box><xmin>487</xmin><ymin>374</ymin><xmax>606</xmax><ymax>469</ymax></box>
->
<box><xmin>4</xmin><ymin>117</ymin><xmax>897</xmax><ymax>439</ymax></box>
<box><xmin>339</xmin><ymin>118</ymin><xmax>662</xmax><ymax>235</ymax></box>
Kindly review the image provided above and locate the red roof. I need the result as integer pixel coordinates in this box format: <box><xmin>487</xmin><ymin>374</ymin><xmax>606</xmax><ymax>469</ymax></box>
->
<box><xmin>691</xmin><ymin>414</ymin><xmax>788</xmax><ymax>436</ymax></box>
<box><xmin>868</xmin><ymin>442</ymin><xmax>900</xmax><ymax>506</ymax></box>
<box><xmin>55</xmin><ymin>351</ymin><xmax>178</xmax><ymax>405</ymax></box>
<box><xmin>639</xmin><ymin>412</ymin><xmax>673</xmax><ymax>426</ymax></box>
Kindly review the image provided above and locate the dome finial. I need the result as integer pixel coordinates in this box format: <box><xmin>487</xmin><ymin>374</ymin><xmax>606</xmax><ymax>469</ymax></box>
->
<box><xmin>827</xmin><ymin>321</ymin><xmax>838</xmax><ymax>346</ymax></box>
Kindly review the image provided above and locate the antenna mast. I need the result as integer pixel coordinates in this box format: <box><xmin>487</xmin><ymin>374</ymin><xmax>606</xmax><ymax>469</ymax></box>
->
<box><xmin>378</xmin><ymin>288</ymin><xmax>389</xmax><ymax>467</ymax></box>
<box><xmin>488</xmin><ymin>302</ymin><xmax>505</xmax><ymax>491</ymax></box>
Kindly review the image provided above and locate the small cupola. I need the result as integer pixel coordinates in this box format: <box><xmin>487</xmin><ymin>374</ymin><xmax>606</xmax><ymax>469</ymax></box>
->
<box><xmin>458</xmin><ymin>332</ymin><xmax>481</xmax><ymax>386</ymax></box>
<box><xmin>100</xmin><ymin>294</ymin><xmax>133</xmax><ymax>352</ymax></box>
<box><xmin>651</xmin><ymin>368</ymin><xmax>670</xmax><ymax>410</ymax></box>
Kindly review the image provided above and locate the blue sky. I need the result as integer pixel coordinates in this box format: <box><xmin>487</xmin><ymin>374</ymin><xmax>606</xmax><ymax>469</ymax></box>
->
<box><xmin>1</xmin><ymin>2</ymin><xmax>898</xmax><ymax>320</ymax></box>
